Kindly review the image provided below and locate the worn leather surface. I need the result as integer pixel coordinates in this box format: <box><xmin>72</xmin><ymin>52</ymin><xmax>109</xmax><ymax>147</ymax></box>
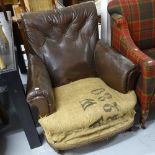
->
<box><xmin>22</xmin><ymin>2</ymin><xmax>98</xmax><ymax>87</ymax></box>
<box><xmin>95</xmin><ymin>40</ymin><xmax>139</xmax><ymax>93</ymax></box>
<box><xmin>22</xmin><ymin>2</ymin><xmax>139</xmax><ymax>117</ymax></box>
<box><xmin>26</xmin><ymin>54</ymin><xmax>55</xmax><ymax>116</ymax></box>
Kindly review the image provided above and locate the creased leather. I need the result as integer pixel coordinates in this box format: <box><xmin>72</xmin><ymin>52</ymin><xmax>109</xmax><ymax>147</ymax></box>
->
<box><xmin>94</xmin><ymin>40</ymin><xmax>139</xmax><ymax>93</ymax></box>
<box><xmin>22</xmin><ymin>2</ymin><xmax>98</xmax><ymax>87</ymax></box>
<box><xmin>26</xmin><ymin>54</ymin><xmax>55</xmax><ymax>116</ymax></box>
<box><xmin>22</xmin><ymin>2</ymin><xmax>139</xmax><ymax>117</ymax></box>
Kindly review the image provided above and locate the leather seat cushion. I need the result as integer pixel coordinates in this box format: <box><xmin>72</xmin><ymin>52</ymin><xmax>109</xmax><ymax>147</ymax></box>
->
<box><xmin>39</xmin><ymin>78</ymin><xmax>137</xmax><ymax>150</ymax></box>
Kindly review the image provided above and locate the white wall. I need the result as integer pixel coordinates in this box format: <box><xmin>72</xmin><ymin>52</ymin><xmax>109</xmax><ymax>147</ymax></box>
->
<box><xmin>100</xmin><ymin>0</ymin><xmax>111</xmax><ymax>44</ymax></box>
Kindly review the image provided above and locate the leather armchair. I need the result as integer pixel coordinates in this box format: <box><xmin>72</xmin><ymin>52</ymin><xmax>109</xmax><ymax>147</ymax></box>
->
<box><xmin>22</xmin><ymin>2</ymin><xmax>138</xmax><ymax>150</ymax></box>
<box><xmin>26</xmin><ymin>41</ymin><xmax>138</xmax><ymax>118</ymax></box>
<box><xmin>108</xmin><ymin>0</ymin><xmax>155</xmax><ymax>128</ymax></box>
<box><xmin>22</xmin><ymin>2</ymin><xmax>138</xmax><ymax>117</ymax></box>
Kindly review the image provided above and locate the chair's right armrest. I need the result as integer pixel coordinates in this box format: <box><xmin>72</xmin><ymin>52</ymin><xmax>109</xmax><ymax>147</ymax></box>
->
<box><xmin>26</xmin><ymin>54</ymin><xmax>55</xmax><ymax>117</ymax></box>
<box><xmin>95</xmin><ymin>40</ymin><xmax>140</xmax><ymax>93</ymax></box>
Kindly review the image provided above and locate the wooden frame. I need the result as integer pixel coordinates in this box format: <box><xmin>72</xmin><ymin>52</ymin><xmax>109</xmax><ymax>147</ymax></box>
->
<box><xmin>19</xmin><ymin>0</ymin><xmax>56</xmax><ymax>12</ymax></box>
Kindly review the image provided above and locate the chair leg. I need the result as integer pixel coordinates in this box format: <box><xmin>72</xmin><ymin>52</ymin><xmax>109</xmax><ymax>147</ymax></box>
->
<box><xmin>0</xmin><ymin>105</ymin><xmax>9</xmax><ymax>125</ymax></box>
<box><xmin>140</xmin><ymin>109</ymin><xmax>149</xmax><ymax>129</ymax></box>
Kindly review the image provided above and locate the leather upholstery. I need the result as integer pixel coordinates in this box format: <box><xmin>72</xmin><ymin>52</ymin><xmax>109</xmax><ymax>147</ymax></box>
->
<box><xmin>22</xmin><ymin>2</ymin><xmax>139</xmax><ymax>117</ymax></box>
<box><xmin>26</xmin><ymin>54</ymin><xmax>55</xmax><ymax>116</ymax></box>
<box><xmin>95</xmin><ymin>41</ymin><xmax>139</xmax><ymax>93</ymax></box>
<box><xmin>22</xmin><ymin>2</ymin><xmax>98</xmax><ymax>87</ymax></box>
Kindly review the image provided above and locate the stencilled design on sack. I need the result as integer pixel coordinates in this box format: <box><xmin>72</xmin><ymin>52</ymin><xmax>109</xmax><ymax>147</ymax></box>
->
<box><xmin>89</xmin><ymin>114</ymin><xmax>119</xmax><ymax>129</ymax></box>
<box><xmin>80</xmin><ymin>88</ymin><xmax>118</xmax><ymax>111</ymax></box>
<box><xmin>107</xmin><ymin>114</ymin><xmax>118</xmax><ymax>121</ymax></box>
<box><xmin>103</xmin><ymin>102</ymin><xmax>119</xmax><ymax>112</ymax></box>
<box><xmin>79</xmin><ymin>87</ymin><xmax>121</xmax><ymax>128</ymax></box>
<box><xmin>91</xmin><ymin>88</ymin><xmax>105</xmax><ymax>95</ymax></box>
<box><xmin>98</xmin><ymin>92</ymin><xmax>112</xmax><ymax>101</ymax></box>
<box><xmin>80</xmin><ymin>99</ymin><xmax>97</xmax><ymax>110</ymax></box>
<box><xmin>89</xmin><ymin>116</ymin><xmax>104</xmax><ymax>128</ymax></box>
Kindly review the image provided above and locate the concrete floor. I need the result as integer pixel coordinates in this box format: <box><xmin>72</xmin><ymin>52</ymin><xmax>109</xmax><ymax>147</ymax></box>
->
<box><xmin>1</xmin><ymin>108</ymin><xmax>155</xmax><ymax>155</ymax></box>
<box><xmin>1</xmin><ymin>73</ymin><xmax>155</xmax><ymax>155</ymax></box>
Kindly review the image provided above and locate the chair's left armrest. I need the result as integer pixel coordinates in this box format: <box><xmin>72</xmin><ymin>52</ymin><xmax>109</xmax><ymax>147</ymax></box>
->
<box><xmin>94</xmin><ymin>40</ymin><xmax>140</xmax><ymax>93</ymax></box>
<box><xmin>26</xmin><ymin>54</ymin><xmax>55</xmax><ymax>117</ymax></box>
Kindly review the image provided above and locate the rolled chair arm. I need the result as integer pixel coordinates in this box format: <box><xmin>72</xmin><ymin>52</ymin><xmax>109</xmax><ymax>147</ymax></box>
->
<box><xmin>111</xmin><ymin>14</ymin><xmax>128</xmax><ymax>29</ymax></box>
<box><xmin>110</xmin><ymin>14</ymin><xmax>154</xmax><ymax>65</ymax></box>
<box><xmin>94</xmin><ymin>40</ymin><xmax>139</xmax><ymax>93</ymax></box>
<box><xmin>26</xmin><ymin>54</ymin><xmax>55</xmax><ymax>117</ymax></box>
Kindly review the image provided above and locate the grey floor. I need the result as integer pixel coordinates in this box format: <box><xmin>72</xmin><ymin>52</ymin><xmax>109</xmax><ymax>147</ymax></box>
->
<box><xmin>1</xmin><ymin>73</ymin><xmax>155</xmax><ymax>155</ymax></box>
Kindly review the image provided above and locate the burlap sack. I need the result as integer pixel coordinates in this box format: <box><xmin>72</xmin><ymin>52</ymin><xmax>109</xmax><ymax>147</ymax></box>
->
<box><xmin>39</xmin><ymin>78</ymin><xmax>137</xmax><ymax>150</ymax></box>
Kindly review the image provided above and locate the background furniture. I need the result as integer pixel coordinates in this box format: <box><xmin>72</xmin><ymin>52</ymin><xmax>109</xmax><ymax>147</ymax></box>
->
<box><xmin>0</xmin><ymin>12</ymin><xmax>41</xmax><ymax>149</ymax></box>
<box><xmin>0</xmin><ymin>103</ymin><xmax>9</xmax><ymax>126</ymax></box>
<box><xmin>12</xmin><ymin>0</ymin><xmax>62</xmax><ymax>73</ymax></box>
<box><xmin>19</xmin><ymin>0</ymin><xmax>56</xmax><ymax>12</ymax></box>
<box><xmin>11</xmin><ymin>0</ymin><xmax>60</xmax><ymax>74</ymax></box>
<box><xmin>108</xmin><ymin>0</ymin><xmax>155</xmax><ymax>128</ymax></box>
<box><xmin>0</xmin><ymin>1</ymin><xmax>19</xmax><ymax>21</ymax></box>
<box><xmin>22</xmin><ymin>2</ymin><xmax>138</xmax><ymax>150</ymax></box>
<box><xmin>0</xmin><ymin>0</ymin><xmax>27</xmax><ymax>73</ymax></box>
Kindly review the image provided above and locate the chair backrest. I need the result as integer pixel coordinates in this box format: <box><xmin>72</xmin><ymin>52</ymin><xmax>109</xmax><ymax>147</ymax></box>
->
<box><xmin>108</xmin><ymin>0</ymin><xmax>155</xmax><ymax>50</ymax></box>
<box><xmin>22</xmin><ymin>2</ymin><xmax>98</xmax><ymax>87</ymax></box>
<box><xmin>20</xmin><ymin>0</ymin><xmax>56</xmax><ymax>12</ymax></box>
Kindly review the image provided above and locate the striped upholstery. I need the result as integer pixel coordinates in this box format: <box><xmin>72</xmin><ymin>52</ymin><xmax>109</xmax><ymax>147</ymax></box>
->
<box><xmin>108</xmin><ymin>0</ymin><xmax>155</xmax><ymax>125</ymax></box>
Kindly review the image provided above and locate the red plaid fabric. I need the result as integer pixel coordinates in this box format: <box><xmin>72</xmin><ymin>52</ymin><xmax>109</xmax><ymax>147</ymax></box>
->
<box><xmin>108</xmin><ymin>0</ymin><xmax>155</xmax><ymax>123</ymax></box>
<box><xmin>108</xmin><ymin>0</ymin><xmax>155</xmax><ymax>50</ymax></box>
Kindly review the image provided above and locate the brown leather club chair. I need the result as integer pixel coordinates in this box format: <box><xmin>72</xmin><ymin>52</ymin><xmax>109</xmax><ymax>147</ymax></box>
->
<box><xmin>22</xmin><ymin>2</ymin><xmax>139</xmax><ymax>151</ymax></box>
